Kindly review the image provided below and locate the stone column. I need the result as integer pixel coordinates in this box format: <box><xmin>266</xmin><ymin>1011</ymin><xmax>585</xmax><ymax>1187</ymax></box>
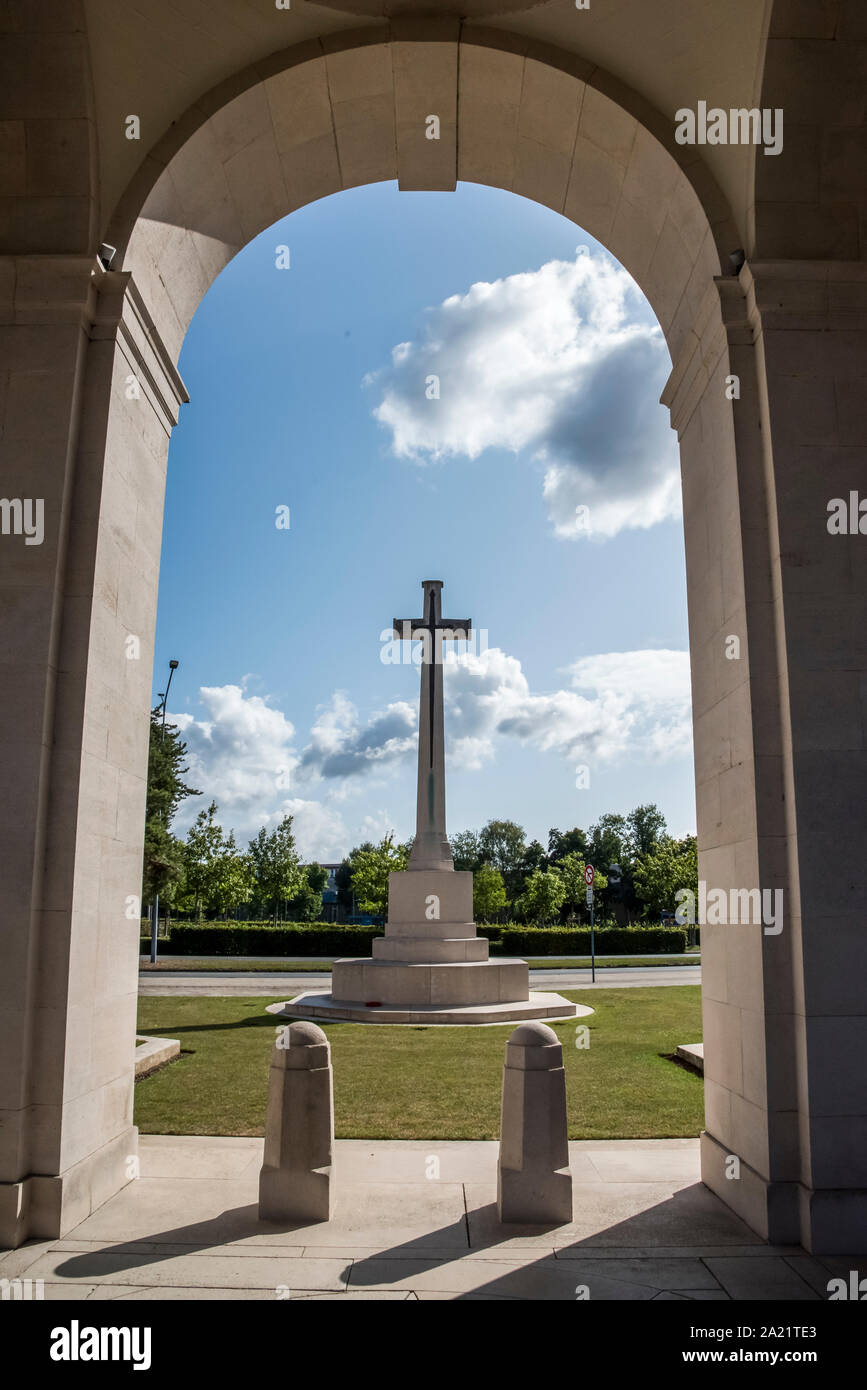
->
<box><xmin>743</xmin><ymin>261</ymin><xmax>867</xmax><ymax>1254</ymax></box>
<box><xmin>664</xmin><ymin>260</ymin><xmax>867</xmax><ymax>1254</ymax></box>
<box><xmin>0</xmin><ymin>257</ymin><xmax>186</xmax><ymax>1247</ymax></box>
<box><xmin>259</xmin><ymin>1022</ymin><xmax>334</xmax><ymax>1223</ymax></box>
<box><xmin>498</xmin><ymin>1021</ymin><xmax>572</xmax><ymax>1224</ymax></box>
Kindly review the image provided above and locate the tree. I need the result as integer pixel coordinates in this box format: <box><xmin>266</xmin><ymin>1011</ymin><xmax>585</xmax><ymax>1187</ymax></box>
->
<box><xmin>208</xmin><ymin>832</ymin><xmax>255</xmax><ymax>919</ymax></box>
<box><xmin>626</xmin><ymin>803</ymin><xmax>668</xmax><ymax>860</ymax></box>
<box><xmin>248</xmin><ymin>816</ymin><xmax>305</xmax><ymax>923</ymax></box>
<box><xmin>450</xmin><ymin>829</ymin><xmax>482</xmax><ymax>872</ymax></box>
<box><xmin>586</xmin><ymin>812</ymin><xmax>629</xmax><ymax>870</ymax></box>
<box><xmin>514</xmin><ymin>868</ymin><xmax>566</xmax><ymax>925</ymax></box>
<box><xmin>141</xmin><ymin>709</ymin><xmax>200</xmax><ymax>912</ymax></box>
<box><xmin>182</xmin><ymin>802</ymin><xmax>227</xmax><ymax>920</ymax></box>
<box><xmin>477</xmin><ymin>819</ymin><xmax>527</xmax><ymax>897</ymax></box>
<box><xmin>335</xmin><ymin>845</ymin><xmax>370</xmax><ymax>915</ymax></box>
<box><xmin>547</xmin><ymin>826</ymin><xmax>588</xmax><ymax>866</ymax></box>
<box><xmin>473</xmin><ymin>865</ymin><xmax>507</xmax><ymax>922</ymax></box>
<box><xmin>350</xmin><ymin>833</ymin><xmax>409</xmax><ymax>917</ymax></box>
<box><xmin>288</xmin><ymin>862</ymin><xmax>328</xmax><ymax>922</ymax></box>
<box><xmin>518</xmin><ymin>838</ymin><xmax>548</xmax><ymax>881</ymax></box>
<box><xmin>633</xmin><ymin>834</ymin><xmax>698</xmax><ymax>920</ymax></box>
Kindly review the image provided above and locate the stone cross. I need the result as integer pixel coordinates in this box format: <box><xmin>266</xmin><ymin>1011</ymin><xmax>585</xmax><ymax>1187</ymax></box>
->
<box><xmin>393</xmin><ymin>579</ymin><xmax>471</xmax><ymax>871</ymax></box>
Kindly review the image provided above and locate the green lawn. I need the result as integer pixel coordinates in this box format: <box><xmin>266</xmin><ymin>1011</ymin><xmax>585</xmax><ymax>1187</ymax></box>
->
<box><xmin>139</xmin><ymin>955</ymin><xmax>699</xmax><ymax>972</ymax></box>
<box><xmin>135</xmin><ymin>987</ymin><xmax>703</xmax><ymax>1141</ymax></box>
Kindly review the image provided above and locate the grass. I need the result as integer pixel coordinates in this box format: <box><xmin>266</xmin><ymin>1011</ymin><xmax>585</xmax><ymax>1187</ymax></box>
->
<box><xmin>135</xmin><ymin>987</ymin><xmax>703</xmax><ymax>1141</ymax></box>
<box><xmin>139</xmin><ymin>954</ymin><xmax>700</xmax><ymax>972</ymax></box>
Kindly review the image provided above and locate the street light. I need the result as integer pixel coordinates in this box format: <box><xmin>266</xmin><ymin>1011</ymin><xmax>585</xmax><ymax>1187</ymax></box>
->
<box><xmin>150</xmin><ymin>659</ymin><xmax>179</xmax><ymax>964</ymax></box>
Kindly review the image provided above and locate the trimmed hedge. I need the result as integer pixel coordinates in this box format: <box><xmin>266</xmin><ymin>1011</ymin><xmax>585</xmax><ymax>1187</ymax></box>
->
<box><xmin>142</xmin><ymin>922</ymin><xmax>380</xmax><ymax>957</ymax></box>
<box><xmin>141</xmin><ymin>920</ymin><xmax>687</xmax><ymax>957</ymax></box>
<box><xmin>493</xmin><ymin>926</ymin><xmax>687</xmax><ymax>956</ymax></box>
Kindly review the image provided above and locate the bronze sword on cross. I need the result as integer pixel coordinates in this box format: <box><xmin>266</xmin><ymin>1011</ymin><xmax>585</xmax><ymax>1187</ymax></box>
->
<box><xmin>392</xmin><ymin>580</ymin><xmax>471</xmax><ymax>871</ymax></box>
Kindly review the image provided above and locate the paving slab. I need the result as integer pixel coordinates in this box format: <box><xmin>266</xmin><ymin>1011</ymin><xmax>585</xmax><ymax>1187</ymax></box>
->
<box><xmin>702</xmin><ymin>1256</ymin><xmax>821</xmax><ymax>1300</ymax></box>
<box><xmin>347</xmin><ymin>1254</ymin><xmax>626</xmax><ymax>1299</ymax></box>
<box><xmin>4</xmin><ymin>1135</ymin><xmax>851</xmax><ymax>1301</ymax></box>
<box><xmin>22</xmin><ymin>1249</ymin><xmax>349</xmax><ymax>1293</ymax></box>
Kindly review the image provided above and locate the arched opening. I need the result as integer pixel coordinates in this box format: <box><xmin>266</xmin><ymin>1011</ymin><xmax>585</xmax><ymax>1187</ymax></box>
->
<box><xmin>6</xmin><ymin>26</ymin><xmax>812</xmax><ymax>1253</ymax></box>
<box><xmin>95</xmin><ymin>27</ymin><xmax>772</xmax><ymax>1230</ymax></box>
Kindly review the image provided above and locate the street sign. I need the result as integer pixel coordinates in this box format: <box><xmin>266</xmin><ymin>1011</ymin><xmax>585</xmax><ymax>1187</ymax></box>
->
<box><xmin>586</xmin><ymin>886</ymin><xmax>593</xmax><ymax>906</ymax></box>
<box><xmin>584</xmin><ymin>864</ymin><xmax>595</xmax><ymax>886</ymax></box>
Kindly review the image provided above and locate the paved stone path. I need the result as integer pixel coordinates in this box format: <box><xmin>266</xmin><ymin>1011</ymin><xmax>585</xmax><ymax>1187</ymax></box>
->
<box><xmin>138</xmin><ymin>965</ymin><xmax>701</xmax><ymax>997</ymax></box>
<box><xmin>2</xmin><ymin>1137</ymin><xmax>853</xmax><ymax>1301</ymax></box>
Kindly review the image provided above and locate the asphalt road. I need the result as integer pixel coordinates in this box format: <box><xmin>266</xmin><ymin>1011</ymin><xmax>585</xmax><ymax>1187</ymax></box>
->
<box><xmin>138</xmin><ymin>964</ymin><xmax>701</xmax><ymax>997</ymax></box>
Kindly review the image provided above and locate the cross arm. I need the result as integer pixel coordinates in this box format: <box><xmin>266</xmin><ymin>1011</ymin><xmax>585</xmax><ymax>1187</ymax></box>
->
<box><xmin>392</xmin><ymin>619</ymin><xmax>473</xmax><ymax>640</ymax></box>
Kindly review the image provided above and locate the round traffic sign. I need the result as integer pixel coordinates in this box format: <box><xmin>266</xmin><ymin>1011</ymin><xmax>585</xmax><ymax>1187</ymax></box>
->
<box><xmin>584</xmin><ymin>864</ymin><xmax>595</xmax><ymax>886</ymax></box>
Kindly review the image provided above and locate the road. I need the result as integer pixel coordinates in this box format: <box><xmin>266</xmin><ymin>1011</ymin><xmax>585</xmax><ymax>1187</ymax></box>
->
<box><xmin>138</xmin><ymin>964</ymin><xmax>701</xmax><ymax>997</ymax></box>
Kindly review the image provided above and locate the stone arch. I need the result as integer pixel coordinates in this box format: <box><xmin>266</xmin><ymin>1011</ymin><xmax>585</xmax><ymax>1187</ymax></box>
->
<box><xmin>89</xmin><ymin>26</ymin><xmax>780</xmax><ymax>1247</ymax></box>
<box><xmin>107</xmin><ymin>24</ymin><xmax>737</xmax><ymax>369</ymax></box>
<box><xmin>4</xmin><ymin>13</ymin><xmax>865</xmax><ymax>1260</ymax></box>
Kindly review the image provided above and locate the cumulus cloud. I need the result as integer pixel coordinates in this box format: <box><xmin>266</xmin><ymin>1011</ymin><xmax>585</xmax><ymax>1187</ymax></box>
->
<box><xmin>365</xmin><ymin>247</ymin><xmax>680</xmax><ymax>539</ymax></box>
<box><xmin>300</xmin><ymin>692</ymin><xmax>416</xmax><ymax>779</ymax></box>
<box><xmin>443</xmin><ymin>646</ymin><xmax>692</xmax><ymax>769</ymax></box>
<box><xmin>172</xmin><ymin>684</ymin><xmax>298</xmax><ymax>832</ymax></box>
<box><xmin>169</xmin><ymin>650</ymin><xmax>691</xmax><ymax>856</ymax></box>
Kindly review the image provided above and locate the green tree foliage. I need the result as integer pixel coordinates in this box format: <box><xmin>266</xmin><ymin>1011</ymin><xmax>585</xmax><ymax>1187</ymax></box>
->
<box><xmin>335</xmin><ymin>845</ymin><xmax>373</xmax><ymax>913</ymax></box>
<box><xmin>547</xmin><ymin>826</ymin><xmax>588</xmax><ymax>866</ymax></box>
<box><xmin>142</xmin><ymin>709</ymin><xmax>200</xmax><ymax>908</ymax></box>
<box><xmin>208</xmin><ymin>831</ymin><xmax>255</xmax><ymax>919</ymax></box>
<box><xmin>555</xmin><ymin>852</ymin><xmax>608</xmax><ymax>919</ymax></box>
<box><xmin>514</xmin><ymin>868</ymin><xmax>566</xmax><ymax>925</ymax></box>
<box><xmin>248</xmin><ymin>816</ymin><xmax>305</xmax><ymax>923</ymax></box>
<box><xmin>472</xmin><ymin>865</ymin><xmax>507</xmax><ymax>922</ymax></box>
<box><xmin>350</xmin><ymin>833</ymin><xmax>409</xmax><ymax>916</ymax></box>
<box><xmin>182</xmin><ymin>806</ymin><xmax>229</xmax><ymax>922</ymax></box>
<box><xmin>519</xmin><ymin>838</ymin><xmax>548</xmax><ymax>879</ymax></box>
<box><xmin>626</xmin><ymin>803</ymin><xmax>668</xmax><ymax>860</ymax></box>
<box><xmin>288</xmin><ymin>862</ymin><xmax>328</xmax><ymax>922</ymax></box>
<box><xmin>450</xmin><ymin>829</ymin><xmax>482</xmax><ymax>872</ymax></box>
<box><xmin>633</xmin><ymin>834</ymin><xmax>698</xmax><ymax>919</ymax></box>
<box><xmin>586</xmin><ymin>812</ymin><xmax>629</xmax><ymax>870</ymax></box>
<box><xmin>477</xmin><ymin>819</ymin><xmax>527</xmax><ymax>897</ymax></box>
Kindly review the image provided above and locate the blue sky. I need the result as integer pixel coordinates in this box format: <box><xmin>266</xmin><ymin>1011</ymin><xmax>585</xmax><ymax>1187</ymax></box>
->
<box><xmin>156</xmin><ymin>181</ymin><xmax>695</xmax><ymax>861</ymax></box>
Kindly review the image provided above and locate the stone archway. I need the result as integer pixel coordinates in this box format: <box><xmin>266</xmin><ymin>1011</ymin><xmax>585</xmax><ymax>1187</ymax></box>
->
<box><xmin>1</xmin><ymin>11</ymin><xmax>864</xmax><ymax>1257</ymax></box>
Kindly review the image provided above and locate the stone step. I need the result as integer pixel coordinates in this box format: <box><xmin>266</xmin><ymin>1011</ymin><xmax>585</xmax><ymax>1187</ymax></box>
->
<box><xmin>382</xmin><ymin>919</ymin><xmax>479</xmax><ymax>939</ymax></box>
<box><xmin>331</xmin><ymin>957</ymin><xmax>530</xmax><ymax>1007</ymax></box>
<box><xmin>372</xmin><ymin>936</ymin><xmax>489</xmax><ymax>963</ymax></box>
<box><xmin>269</xmin><ymin>991</ymin><xmax>583</xmax><ymax>1026</ymax></box>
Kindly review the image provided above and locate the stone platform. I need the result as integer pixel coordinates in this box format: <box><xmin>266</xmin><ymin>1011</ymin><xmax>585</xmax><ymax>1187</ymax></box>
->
<box><xmin>267</xmin><ymin>992</ymin><xmax>588</xmax><ymax>1026</ymax></box>
<box><xmin>2</xmin><ymin>1135</ymin><xmax>850</xmax><ymax>1301</ymax></box>
<box><xmin>321</xmin><ymin>867</ymin><xmax>578</xmax><ymax>1024</ymax></box>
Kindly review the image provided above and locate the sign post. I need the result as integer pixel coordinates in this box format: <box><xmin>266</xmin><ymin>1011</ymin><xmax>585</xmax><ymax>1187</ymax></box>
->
<box><xmin>585</xmin><ymin>865</ymin><xmax>596</xmax><ymax>983</ymax></box>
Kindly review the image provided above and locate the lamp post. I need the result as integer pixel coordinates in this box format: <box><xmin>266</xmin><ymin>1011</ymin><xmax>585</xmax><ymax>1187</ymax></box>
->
<box><xmin>150</xmin><ymin>659</ymin><xmax>179</xmax><ymax>965</ymax></box>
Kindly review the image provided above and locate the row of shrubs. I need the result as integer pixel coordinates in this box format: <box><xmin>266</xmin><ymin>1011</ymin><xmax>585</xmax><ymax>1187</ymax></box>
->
<box><xmin>140</xmin><ymin>921</ymin><xmax>691</xmax><ymax>957</ymax></box>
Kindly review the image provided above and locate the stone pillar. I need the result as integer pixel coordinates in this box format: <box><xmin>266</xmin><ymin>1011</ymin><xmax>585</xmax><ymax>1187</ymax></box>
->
<box><xmin>498</xmin><ymin>1021</ymin><xmax>572</xmax><ymax>1224</ymax></box>
<box><xmin>0</xmin><ymin>257</ymin><xmax>186</xmax><ymax>1247</ymax></box>
<box><xmin>664</xmin><ymin>260</ymin><xmax>867</xmax><ymax>1254</ymax></box>
<box><xmin>744</xmin><ymin>261</ymin><xmax>867</xmax><ymax>1254</ymax></box>
<box><xmin>259</xmin><ymin>1022</ymin><xmax>334</xmax><ymax>1224</ymax></box>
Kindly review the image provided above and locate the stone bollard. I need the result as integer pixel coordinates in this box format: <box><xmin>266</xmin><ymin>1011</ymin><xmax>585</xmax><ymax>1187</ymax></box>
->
<box><xmin>258</xmin><ymin>1020</ymin><xmax>334</xmax><ymax>1223</ymax></box>
<box><xmin>497</xmin><ymin>1020</ymin><xmax>573</xmax><ymax>1224</ymax></box>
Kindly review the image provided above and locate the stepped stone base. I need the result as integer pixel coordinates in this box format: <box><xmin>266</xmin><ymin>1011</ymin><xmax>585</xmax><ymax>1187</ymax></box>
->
<box><xmin>304</xmin><ymin>867</ymin><xmax>584</xmax><ymax>1025</ymax></box>
<box><xmin>267</xmin><ymin>993</ymin><xmax>586</xmax><ymax>1027</ymax></box>
<box><xmin>332</xmin><ymin>955</ymin><xmax>530</xmax><ymax>1007</ymax></box>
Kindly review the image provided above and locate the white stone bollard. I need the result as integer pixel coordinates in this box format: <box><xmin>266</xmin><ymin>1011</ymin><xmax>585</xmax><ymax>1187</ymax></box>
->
<box><xmin>258</xmin><ymin>1020</ymin><xmax>334</xmax><ymax>1223</ymax></box>
<box><xmin>497</xmin><ymin>1021</ymin><xmax>573</xmax><ymax>1224</ymax></box>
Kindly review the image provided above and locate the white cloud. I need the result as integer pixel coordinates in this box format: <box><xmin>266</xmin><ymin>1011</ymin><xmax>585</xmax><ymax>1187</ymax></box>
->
<box><xmin>169</xmin><ymin>650</ymin><xmax>691</xmax><ymax>856</ymax></box>
<box><xmin>443</xmin><ymin>646</ymin><xmax>692</xmax><ymax>769</ymax></box>
<box><xmin>172</xmin><ymin>685</ymin><xmax>298</xmax><ymax>835</ymax></box>
<box><xmin>300</xmin><ymin>692</ymin><xmax>416</xmax><ymax>779</ymax></box>
<box><xmin>366</xmin><ymin>247</ymin><xmax>679</xmax><ymax>538</ymax></box>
